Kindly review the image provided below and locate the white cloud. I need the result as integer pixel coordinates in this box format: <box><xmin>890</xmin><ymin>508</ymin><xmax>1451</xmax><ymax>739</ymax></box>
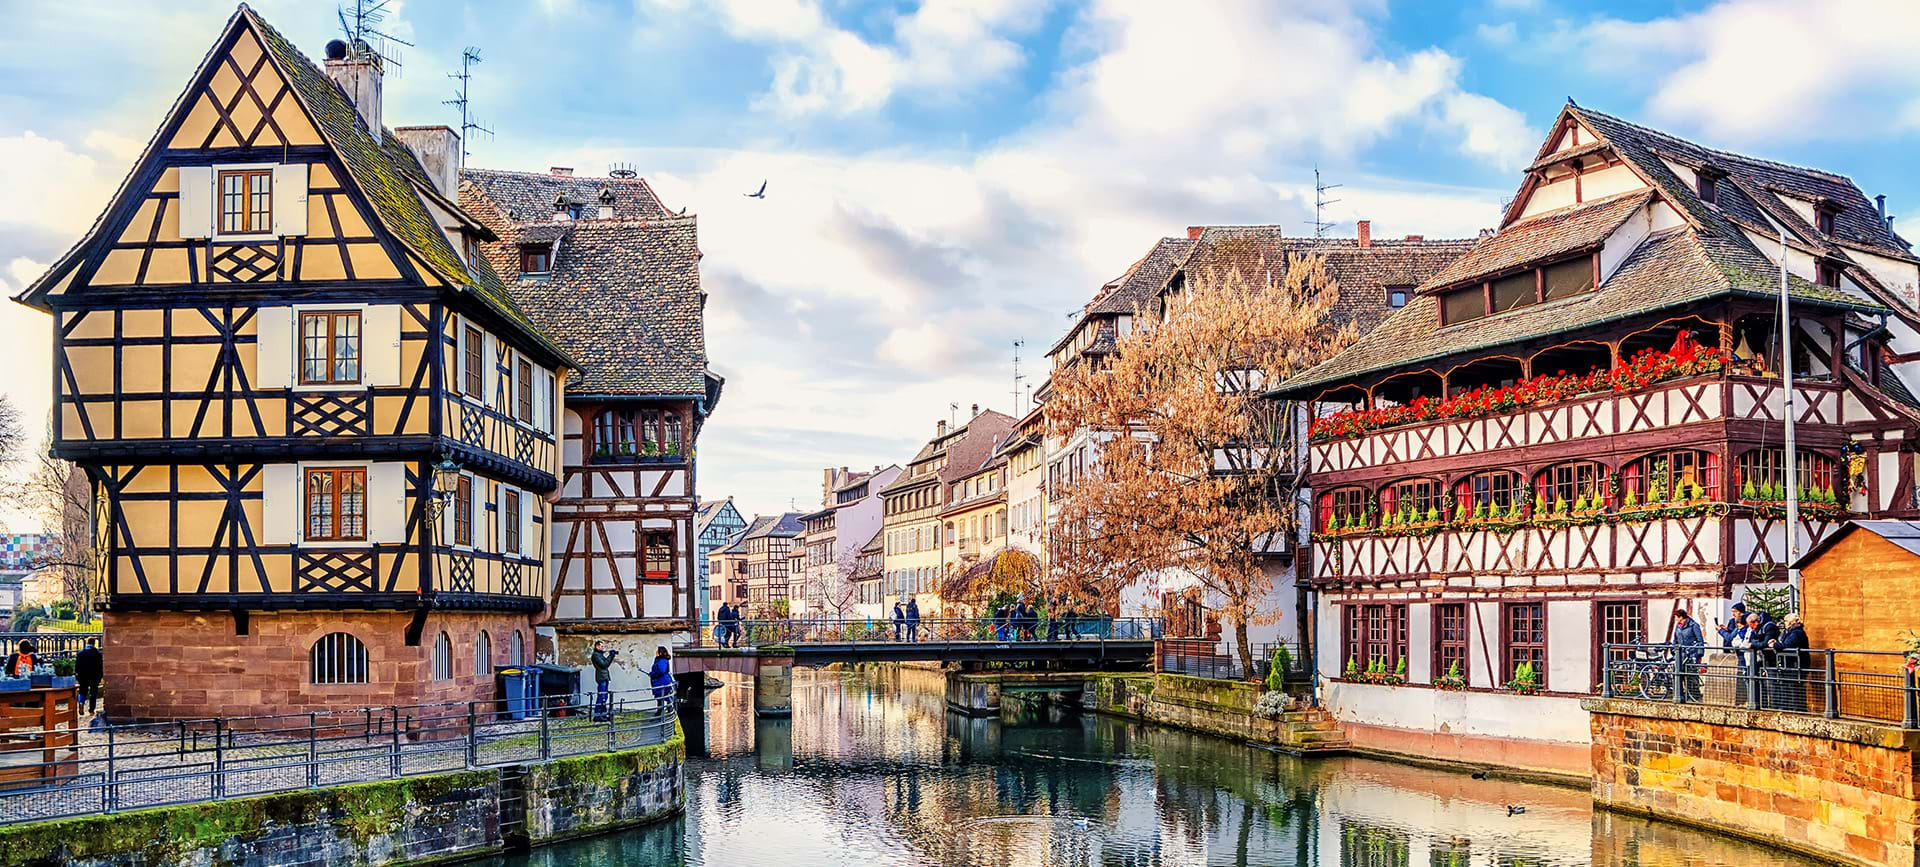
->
<box><xmin>1477</xmin><ymin>22</ymin><xmax>1517</xmax><ymax>45</ymax></box>
<box><xmin>1576</xmin><ymin>0</ymin><xmax>1920</xmax><ymax>142</ymax></box>
<box><xmin>0</xmin><ymin>131</ymin><xmax>118</xmax><ymax>239</ymax></box>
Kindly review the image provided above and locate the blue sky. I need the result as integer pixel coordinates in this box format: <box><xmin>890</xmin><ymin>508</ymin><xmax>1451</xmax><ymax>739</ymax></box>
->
<box><xmin>2</xmin><ymin>0</ymin><xmax>1919</xmax><ymax>524</ymax></box>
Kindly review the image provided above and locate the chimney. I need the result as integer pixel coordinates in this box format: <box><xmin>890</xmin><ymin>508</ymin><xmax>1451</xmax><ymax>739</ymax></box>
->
<box><xmin>597</xmin><ymin>185</ymin><xmax>616</xmax><ymax>219</ymax></box>
<box><xmin>323</xmin><ymin>40</ymin><xmax>383</xmax><ymax>134</ymax></box>
<box><xmin>936</xmin><ymin>420</ymin><xmax>949</xmax><ymax>437</ymax></box>
<box><xmin>1186</xmin><ymin>226</ymin><xmax>1205</xmax><ymax>240</ymax></box>
<box><xmin>1877</xmin><ymin>194</ymin><xmax>1888</xmax><ymax>222</ymax></box>
<box><xmin>1404</xmin><ymin>234</ymin><xmax>1424</xmax><ymax>241</ymax></box>
<box><xmin>393</xmin><ymin>126</ymin><xmax>461</xmax><ymax>198</ymax></box>
<box><xmin>1356</xmin><ymin>220</ymin><xmax>1371</xmax><ymax>249</ymax></box>
<box><xmin>970</xmin><ymin>403</ymin><xmax>980</xmax><ymax>419</ymax></box>
<box><xmin>550</xmin><ymin>167</ymin><xmax>574</xmax><ymax>177</ymax></box>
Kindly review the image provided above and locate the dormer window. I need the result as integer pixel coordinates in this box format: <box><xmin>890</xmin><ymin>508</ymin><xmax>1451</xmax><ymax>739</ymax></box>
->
<box><xmin>519</xmin><ymin>243</ymin><xmax>552</xmax><ymax>274</ymax></box>
<box><xmin>1439</xmin><ymin>254</ymin><xmax>1596</xmax><ymax>326</ymax></box>
<box><xmin>1816</xmin><ymin>202</ymin><xmax>1841</xmax><ymax>236</ymax></box>
<box><xmin>1695</xmin><ymin>165</ymin><xmax>1724</xmax><ymax>207</ymax></box>
<box><xmin>1386</xmin><ymin>286</ymin><xmax>1410</xmax><ymax>309</ymax></box>
<box><xmin>1817</xmin><ymin>260</ymin><xmax>1841</xmax><ymax>288</ymax></box>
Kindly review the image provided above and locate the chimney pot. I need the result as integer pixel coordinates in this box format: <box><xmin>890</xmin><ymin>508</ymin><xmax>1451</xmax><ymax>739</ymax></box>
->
<box><xmin>1404</xmin><ymin>234</ymin><xmax>1424</xmax><ymax>241</ymax></box>
<box><xmin>551</xmin><ymin>167</ymin><xmax>574</xmax><ymax>177</ymax></box>
<box><xmin>1186</xmin><ymin>226</ymin><xmax>1205</xmax><ymax>240</ymax></box>
<box><xmin>971</xmin><ymin>403</ymin><xmax>979</xmax><ymax>418</ymax></box>
<box><xmin>324</xmin><ymin>47</ymin><xmax>383</xmax><ymax>133</ymax></box>
<box><xmin>1356</xmin><ymin>220</ymin><xmax>1371</xmax><ymax>248</ymax></box>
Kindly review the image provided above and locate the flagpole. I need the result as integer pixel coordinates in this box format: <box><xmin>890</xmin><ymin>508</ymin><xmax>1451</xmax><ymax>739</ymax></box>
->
<box><xmin>1779</xmin><ymin>225</ymin><xmax>1801</xmax><ymax>599</ymax></box>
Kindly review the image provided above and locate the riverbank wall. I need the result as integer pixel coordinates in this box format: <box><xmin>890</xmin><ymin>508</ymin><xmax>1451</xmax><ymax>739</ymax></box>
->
<box><xmin>0</xmin><ymin>727</ymin><xmax>685</xmax><ymax>867</ymax></box>
<box><xmin>1082</xmin><ymin>673</ymin><xmax>1348</xmax><ymax>753</ymax></box>
<box><xmin>1586</xmin><ymin>697</ymin><xmax>1920</xmax><ymax>867</ymax></box>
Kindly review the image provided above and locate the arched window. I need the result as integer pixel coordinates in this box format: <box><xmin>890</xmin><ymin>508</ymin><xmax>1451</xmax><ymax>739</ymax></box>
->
<box><xmin>1534</xmin><ymin>461</ymin><xmax>1611</xmax><ymax>511</ymax></box>
<box><xmin>1379</xmin><ymin>478</ymin><xmax>1444</xmax><ymax>523</ymax></box>
<box><xmin>310</xmin><ymin>632</ymin><xmax>369</xmax><ymax>685</ymax></box>
<box><xmin>475</xmin><ymin>630</ymin><xmax>492</xmax><ymax>675</ymax></box>
<box><xmin>1316</xmin><ymin>487</ymin><xmax>1368</xmax><ymax>531</ymax></box>
<box><xmin>1453</xmin><ymin>470</ymin><xmax>1525</xmax><ymax>516</ymax></box>
<box><xmin>432</xmin><ymin>632</ymin><xmax>453</xmax><ymax>682</ymax></box>
<box><xmin>1736</xmin><ymin>449</ymin><xmax>1838</xmax><ymax>499</ymax></box>
<box><xmin>1622</xmin><ymin>449</ymin><xmax>1720</xmax><ymax>504</ymax></box>
<box><xmin>510</xmin><ymin>630</ymin><xmax>525</xmax><ymax>665</ymax></box>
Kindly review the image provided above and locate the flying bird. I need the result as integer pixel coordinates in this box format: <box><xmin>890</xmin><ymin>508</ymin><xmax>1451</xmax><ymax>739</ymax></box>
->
<box><xmin>744</xmin><ymin>180</ymin><xmax>767</xmax><ymax>199</ymax></box>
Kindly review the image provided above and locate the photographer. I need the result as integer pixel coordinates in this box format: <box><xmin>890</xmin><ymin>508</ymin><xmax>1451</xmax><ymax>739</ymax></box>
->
<box><xmin>591</xmin><ymin>641</ymin><xmax>618</xmax><ymax>721</ymax></box>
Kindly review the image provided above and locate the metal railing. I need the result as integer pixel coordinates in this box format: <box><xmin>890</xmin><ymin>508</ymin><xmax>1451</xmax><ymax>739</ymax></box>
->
<box><xmin>0</xmin><ymin>684</ymin><xmax>677</xmax><ymax>825</ymax></box>
<box><xmin>0</xmin><ymin>632</ymin><xmax>102</xmax><ymax>655</ymax></box>
<box><xmin>1159</xmin><ymin>641</ymin><xmax>1308</xmax><ymax>682</ymax></box>
<box><xmin>695</xmin><ymin>617</ymin><xmax>1161</xmax><ymax>648</ymax></box>
<box><xmin>1600</xmin><ymin>642</ymin><xmax>1918</xmax><ymax>727</ymax></box>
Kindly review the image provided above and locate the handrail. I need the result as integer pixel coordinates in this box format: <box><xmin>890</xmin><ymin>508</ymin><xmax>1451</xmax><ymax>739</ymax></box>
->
<box><xmin>1599</xmin><ymin>642</ymin><xmax>1916</xmax><ymax>728</ymax></box>
<box><xmin>689</xmin><ymin>616</ymin><xmax>1162</xmax><ymax>648</ymax></box>
<box><xmin>0</xmin><ymin>632</ymin><xmax>103</xmax><ymax>655</ymax></box>
<box><xmin>0</xmin><ymin>683</ymin><xmax>677</xmax><ymax>824</ymax></box>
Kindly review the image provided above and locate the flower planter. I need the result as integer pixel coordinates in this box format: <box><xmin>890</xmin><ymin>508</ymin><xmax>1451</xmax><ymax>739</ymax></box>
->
<box><xmin>0</xmin><ymin>678</ymin><xmax>27</xmax><ymax>692</ymax></box>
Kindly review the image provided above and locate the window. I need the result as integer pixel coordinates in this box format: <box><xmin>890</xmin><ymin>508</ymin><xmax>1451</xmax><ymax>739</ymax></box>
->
<box><xmin>432</xmin><ymin>632</ymin><xmax>452</xmax><ymax>681</ymax></box>
<box><xmin>1621</xmin><ymin>450</ymin><xmax>1719</xmax><ymax>503</ymax></box>
<box><xmin>1697</xmin><ymin>172</ymin><xmax>1717</xmax><ymax>206</ymax></box>
<box><xmin>463</xmin><ymin>326</ymin><xmax>484</xmax><ymax>397</ymax></box>
<box><xmin>520</xmin><ymin>244</ymin><xmax>552</xmax><ymax>274</ymax></box>
<box><xmin>510</xmin><ymin>630</ymin><xmax>524</xmax><ymax>665</ymax></box>
<box><xmin>1736</xmin><ymin>448</ymin><xmax>1838</xmax><ymax>497</ymax></box>
<box><xmin>219</xmin><ymin>168</ymin><xmax>272</xmax><ymax>234</ymax></box>
<box><xmin>1502</xmin><ymin>602</ymin><xmax>1547</xmax><ymax>689</ymax></box>
<box><xmin>503</xmin><ymin>489</ymin><xmax>522</xmax><ymax>554</ymax></box>
<box><xmin>644</xmin><ymin>531</ymin><xmax>672</xmax><ymax>579</ymax></box>
<box><xmin>305</xmin><ymin>467</ymin><xmax>367</xmax><ymax>541</ymax></box>
<box><xmin>1817</xmin><ymin>260</ymin><xmax>1841</xmax><ymax>288</ymax></box>
<box><xmin>1453</xmin><ymin>470</ymin><xmax>1525</xmax><ymax>515</ymax></box>
<box><xmin>298</xmin><ymin>311</ymin><xmax>361</xmax><ymax>385</ymax></box>
<box><xmin>1542</xmin><ymin>257</ymin><xmax>1594</xmax><ymax>301</ymax></box>
<box><xmin>1490</xmin><ymin>271</ymin><xmax>1536</xmax><ymax>313</ymax></box>
<box><xmin>1379</xmin><ymin>478</ymin><xmax>1444</xmax><ymax>522</ymax></box>
<box><xmin>1442</xmin><ymin>287</ymin><xmax>1485</xmax><ymax>325</ymax></box>
<box><xmin>1597</xmin><ymin>600</ymin><xmax>1643</xmax><ymax>689</ymax></box>
<box><xmin>475</xmin><ymin>630</ymin><xmax>492</xmax><ymax>675</ymax></box>
<box><xmin>1534</xmin><ymin>461</ymin><xmax>1610</xmax><ymax>511</ymax></box>
<box><xmin>1386</xmin><ymin>286</ymin><xmax>1411</xmax><ymax>309</ymax></box>
<box><xmin>1434</xmin><ymin>604</ymin><xmax>1468</xmax><ymax>686</ymax></box>
<box><xmin>1816</xmin><ymin>206</ymin><xmax>1837</xmax><ymax>236</ymax></box>
<box><xmin>516</xmin><ymin>359</ymin><xmax>534</xmax><ymax>422</ymax></box>
<box><xmin>452</xmin><ymin>475</ymin><xmax>473</xmax><ymax>546</ymax></box>
<box><xmin>1343</xmin><ymin>603</ymin><xmax>1408</xmax><ymax>670</ymax></box>
<box><xmin>310</xmin><ymin>632</ymin><xmax>368</xmax><ymax>685</ymax></box>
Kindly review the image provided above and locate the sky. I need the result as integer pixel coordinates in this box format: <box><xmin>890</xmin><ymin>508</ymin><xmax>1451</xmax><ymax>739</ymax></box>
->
<box><xmin>3</xmin><ymin>0</ymin><xmax>1920</xmax><ymax>526</ymax></box>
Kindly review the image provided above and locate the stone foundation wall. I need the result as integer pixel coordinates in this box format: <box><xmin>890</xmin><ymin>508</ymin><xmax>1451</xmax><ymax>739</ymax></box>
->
<box><xmin>0</xmin><ymin>729</ymin><xmax>684</xmax><ymax>867</ymax></box>
<box><xmin>104</xmin><ymin>609</ymin><xmax>537</xmax><ymax>722</ymax></box>
<box><xmin>1586</xmin><ymin>697</ymin><xmax>1920</xmax><ymax>867</ymax></box>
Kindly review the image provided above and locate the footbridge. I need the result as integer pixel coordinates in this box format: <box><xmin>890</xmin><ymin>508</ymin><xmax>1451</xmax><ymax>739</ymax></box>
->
<box><xmin>673</xmin><ymin>617</ymin><xmax>1158</xmax><ymax>717</ymax></box>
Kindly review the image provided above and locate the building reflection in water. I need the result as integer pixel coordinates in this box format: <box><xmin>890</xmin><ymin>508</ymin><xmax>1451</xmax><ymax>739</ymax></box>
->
<box><xmin>488</xmin><ymin>667</ymin><xmax>1832</xmax><ymax>867</ymax></box>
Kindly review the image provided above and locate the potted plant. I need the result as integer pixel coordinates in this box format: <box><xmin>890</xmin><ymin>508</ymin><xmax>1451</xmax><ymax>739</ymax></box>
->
<box><xmin>1434</xmin><ymin>660</ymin><xmax>1466</xmax><ymax>691</ymax></box>
<box><xmin>1506</xmin><ymin>661</ymin><xmax>1541</xmax><ymax>696</ymax></box>
<box><xmin>1345</xmin><ymin>656</ymin><xmax>1360</xmax><ymax>680</ymax></box>
<box><xmin>1382</xmin><ymin>656</ymin><xmax>1407</xmax><ymax>686</ymax></box>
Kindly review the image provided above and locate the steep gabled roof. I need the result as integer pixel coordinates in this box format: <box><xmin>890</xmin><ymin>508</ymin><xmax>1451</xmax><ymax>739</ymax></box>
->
<box><xmin>1172</xmin><ymin>227</ymin><xmax>1477</xmax><ymax>333</ymax></box>
<box><xmin>1420</xmin><ymin>191</ymin><xmax>1652</xmax><ymax>292</ymax></box>
<box><xmin>741</xmin><ymin>512</ymin><xmax>805</xmax><ymax>540</ymax></box>
<box><xmin>462</xmin><ymin>168</ymin><xmax>673</xmax><ymax>223</ymax></box>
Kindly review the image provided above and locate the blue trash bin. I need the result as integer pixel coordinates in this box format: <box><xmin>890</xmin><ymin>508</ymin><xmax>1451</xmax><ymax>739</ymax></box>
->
<box><xmin>496</xmin><ymin>667</ymin><xmax>539</xmax><ymax>720</ymax></box>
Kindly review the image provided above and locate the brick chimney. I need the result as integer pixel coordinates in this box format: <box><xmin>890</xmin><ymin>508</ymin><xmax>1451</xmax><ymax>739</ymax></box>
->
<box><xmin>937</xmin><ymin>420</ymin><xmax>949</xmax><ymax>437</ymax></box>
<box><xmin>1356</xmin><ymin>220</ymin><xmax>1371</xmax><ymax>249</ymax></box>
<box><xmin>550</xmin><ymin>167</ymin><xmax>574</xmax><ymax>177</ymax></box>
<box><xmin>324</xmin><ymin>40</ymin><xmax>383</xmax><ymax>133</ymax></box>
<box><xmin>1404</xmin><ymin>234</ymin><xmax>1424</xmax><ymax>241</ymax></box>
<box><xmin>393</xmin><ymin>126</ymin><xmax>460</xmax><ymax>198</ymax></box>
<box><xmin>1187</xmin><ymin>226</ymin><xmax>1205</xmax><ymax>240</ymax></box>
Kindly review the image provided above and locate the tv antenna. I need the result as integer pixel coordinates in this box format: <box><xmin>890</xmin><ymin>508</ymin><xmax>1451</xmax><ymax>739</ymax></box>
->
<box><xmin>444</xmin><ymin>47</ymin><xmax>493</xmax><ymax>164</ymax></box>
<box><xmin>337</xmin><ymin>0</ymin><xmax>412</xmax><ymax>75</ymax></box>
<box><xmin>1011</xmin><ymin>339</ymin><xmax>1027</xmax><ymax>415</ymax></box>
<box><xmin>949</xmin><ymin>402</ymin><xmax>960</xmax><ymax>429</ymax></box>
<box><xmin>1309</xmin><ymin>166</ymin><xmax>1342</xmax><ymax>238</ymax></box>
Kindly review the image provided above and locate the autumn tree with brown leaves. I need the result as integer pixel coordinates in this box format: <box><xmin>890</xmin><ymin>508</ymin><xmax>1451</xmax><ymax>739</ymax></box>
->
<box><xmin>1046</xmin><ymin>252</ymin><xmax>1357</xmax><ymax>675</ymax></box>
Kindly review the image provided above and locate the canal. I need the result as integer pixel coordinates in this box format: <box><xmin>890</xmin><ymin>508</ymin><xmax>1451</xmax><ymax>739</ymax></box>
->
<box><xmin>491</xmin><ymin>666</ymin><xmax>1826</xmax><ymax>866</ymax></box>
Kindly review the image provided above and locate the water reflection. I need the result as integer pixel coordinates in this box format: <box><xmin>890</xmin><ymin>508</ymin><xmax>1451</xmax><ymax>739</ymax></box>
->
<box><xmin>491</xmin><ymin>666</ymin><xmax>1826</xmax><ymax>867</ymax></box>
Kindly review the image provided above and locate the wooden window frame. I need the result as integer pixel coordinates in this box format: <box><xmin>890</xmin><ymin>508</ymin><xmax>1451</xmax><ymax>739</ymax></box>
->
<box><xmin>1621</xmin><ymin>449</ymin><xmax>1720</xmax><ymax>502</ymax></box>
<box><xmin>1534</xmin><ymin>461</ymin><xmax>1611</xmax><ymax>510</ymax></box>
<box><xmin>1432</xmin><ymin>603</ymin><xmax>1469</xmax><ymax>687</ymax></box>
<box><xmin>305</xmin><ymin>467</ymin><xmax>367</xmax><ymax>542</ymax></box>
<box><xmin>452</xmin><ymin>474</ymin><xmax>473</xmax><ymax>547</ymax></box>
<box><xmin>463</xmin><ymin>326</ymin><xmax>484</xmax><ymax>397</ymax></box>
<box><xmin>519</xmin><ymin>244</ymin><xmax>552</xmax><ymax>274</ymax></box>
<box><xmin>503</xmin><ymin>489</ymin><xmax>522</xmax><ymax>554</ymax></box>
<box><xmin>516</xmin><ymin>358</ymin><xmax>534</xmax><ymax>423</ymax></box>
<box><xmin>1594</xmin><ymin>598</ymin><xmax>1647</xmax><ymax>691</ymax></box>
<box><xmin>218</xmin><ymin>168</ymin><xmax>273</xmax><ymax>235</ymax></box>
<box><xmin>1453</xmin><ymin>470</ymin><xmax>1524</xmax><ymax>514</ymax></box>
<box><xmin>1342</xmin><ymin>602</ymin><xmax>1408</xmax><ymax>671</ymax></box>
<box><xmin>643</xmin><ymin>530</ymin><xmax>674</xmax><ymax>581</ymax></box>
<box><xmin>1736</xmin><ymin>448</ymin><xmax>1837</xmax><ymax>494</ymax></box>
<box><xmin>298</xmin><ymin>311</ymin><xmax>362</xmax><ymax>386</ymax></box>
<box><xmin>1438</xmin><ymin>253</ymin><xmax>1599</xmax><ymax>326</ymax></box>
<box><xmin>1379</xmin><ymin>477</ymin><xmax>1444</xmax><ymax>520</ymax></box>
<box><xmin>1501</xmin><ymin>601</ymin><xmax>1548</xmax><ymax>690</ymax></box>
<box><xmin>1817</xmin><ymin>260</ymin><xmax>1841</xmax><ymax>288</ymax></box>
<box><xmin>1385</xmin><ymin>285</ymin><xmax>1411</xmax><ymax>309</ymax></box>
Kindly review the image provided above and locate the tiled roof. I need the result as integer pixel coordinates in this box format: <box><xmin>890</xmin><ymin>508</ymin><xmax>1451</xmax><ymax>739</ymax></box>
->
<box><xmin>463</xmin><ymin>171</ymin><xmax>709</xmax><ymax>397</ymax></box>
<box><xmin>1090</xmin><ymin>237</ymin><xmax>1196</xmax><ymax>316</ymax></box>
<box><xmin>1420</xmin><ymin>191</ymin><xmax>1652</xmax><ymax>292</ymax></box>
<box><xmin>1175</xmin><ymin>227</ymin><xmax>1478</xmax><ymax>333</ymax></box>
<box><xmin>938</xmin><ymin>412</ymin><xmax>1016</xmax><ymax>484</ymax></box>
<box><xmin>741</xmin><ymin>513</ymin><xmax>805</xmax><ymax>539</ymax></box>
<box><xmin>462</xmin><ymin>168</ymin><xmax>673</xmax><ymax>223</ymax></box>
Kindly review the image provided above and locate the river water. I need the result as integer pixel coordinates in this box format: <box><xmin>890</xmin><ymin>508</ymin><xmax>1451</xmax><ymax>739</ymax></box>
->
<box><xmin>492</xmin><ymin>666</ymin><xmax>1825</xmax><ymax>867</ymax></box>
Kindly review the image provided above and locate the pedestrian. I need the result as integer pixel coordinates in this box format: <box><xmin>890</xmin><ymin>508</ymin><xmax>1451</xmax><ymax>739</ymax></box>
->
<box><xmin>714</xmin><ymin>602</ymin><xmax>731</xmax><ymax>647</ymax></box>
<box><xmin>5</xmin><ymin>639</ymin><xmax>38</xmax><ymax>678</ymax></box>
<box><xmin>1715</xmin><ymin>602</ymin><xmax>1755</xmax><ymax>704</ymax></box>
<box><xmin>892</xmin><ymin>601</ymin><xmax>906</xmax><ymax>642</ymax></box>
<box><xmin>1670</xmin><ymin>608</ymin><xmax>1705</xmax><ymax>703</ymax></box>
<box><xmin>1062</xmin><ymin>601</ymin><xmax>1079</xmax><ymax>641</ymax></box>
<box><xmin>1745</xmin><ymin>611</ymin><xmax>1780</xmax><ymax>707</ymax></box>
<box><xmin>75</xmin><ymin>638</ymin><xmax>103</xmax><ymax>715</ymax></box>
<box><xmin>648</xmin><ymin>646</ymin><xmax>675</xmax><ymax>717</ymax></box>
<box><xmin>1017</xmin><ymin>597</ymin><xmax>1038</xmax><ymax>641</ymax></box>
<box><xmin>590</xmin><ymin>640</ymin><xmax>618</xmax><ymax>721</ymax></box>
<box><xmin>1769</xmin><ymin>612</ymin><xmax>1810</xmax><ymax>713</ymax></box>
<box><xmin>905</xmin><ymin>598</ymin><xmax>921</xmax><ymax>643</ymax></box>
<box><xmin>992</xmin><ymin>603</ymin><xmax>1011</xmax><ymax>641</ymax></box>
<box><xmin>1047</xmin><ymin>596</ymin><xmax>1063</xmax><ymax>641</ymax></box>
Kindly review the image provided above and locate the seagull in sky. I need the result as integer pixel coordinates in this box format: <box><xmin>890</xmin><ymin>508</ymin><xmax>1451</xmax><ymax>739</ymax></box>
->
<box><xmin>744</xmin><ymin>180</ymin><xmax>767</xmax><ymax>199</ymax></box>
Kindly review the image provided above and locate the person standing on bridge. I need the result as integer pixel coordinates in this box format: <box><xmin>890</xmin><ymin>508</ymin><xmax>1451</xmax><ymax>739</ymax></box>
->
<box><xmin>590</xmin><ymin>641</ymin><xmax>618</xmax><ymax>721</ymax></box>
<box><xmin>76</xmin><ymin>638</ymin><xmax>103</xmax><ymax>716</ymax></box>
<box><xmin>649</xmin><ymin>646</ymin><xmax>675</xmax><ymax>717</ymax></box>
<box><xmin>892</xmin><ymin>601</ymin><xmax>906</xmax><ymax>641</ymax></box>
<box><xmin>905</xmin><ymin>598</ymin><xmax>921</xmax><ymax>643</ymax></box>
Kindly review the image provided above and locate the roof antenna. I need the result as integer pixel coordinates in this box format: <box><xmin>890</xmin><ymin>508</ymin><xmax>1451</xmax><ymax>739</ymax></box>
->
<box><xmin>1310</xmin><ymin>166</ymin><xmax>1342</xmax><ymax>239</ymax></box>
<box><xmin>1011</xmin><ymin>339</ymin><xmax>1027</xmax><ymax>415</ymax></box>
<box><xmin>337</xmin><ymin>0</ymin><xmax>411</xmax><ymax>75</ymax></box>
<box><xmin>609</xmin><ymin>163</ymin><xmax>638</xmax><ymax>179</ymax></box>
<box><xmin>443</xmin><ymin>47</ymin><xmax>493</xmax><ymax>165</ymax></box>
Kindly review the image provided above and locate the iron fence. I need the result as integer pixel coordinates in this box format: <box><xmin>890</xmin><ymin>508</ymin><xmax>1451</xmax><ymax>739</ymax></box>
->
<box><xmin>1158</xmin><ymin>641</ymin><xmax>1307</xmax><ymax>682</ymax></box>
<box><xmin>695</xmin><ymin>616</ymin><xmax>1161</xmax><ymax>648</ymax></box>
<box><xmin>0</xmin><ymin>684</ymin><xmax>677</xmax><ymax>825</ymax></box>
<box><xmin>0</xmin><ymin>632</ymin><xmax>102</xmax><ymax>655</ymax></box>
<box><xmin>1600</xmin><ymin>642</ymin><xmax>1918</xmax><ymax>727</ymax></box>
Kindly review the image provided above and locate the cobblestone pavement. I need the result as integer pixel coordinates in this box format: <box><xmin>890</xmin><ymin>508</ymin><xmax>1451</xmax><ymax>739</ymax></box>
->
<box><xmin>0</xmin><ymin>701</ymin><xmax>675</xmax><ymax>824</ymax></box>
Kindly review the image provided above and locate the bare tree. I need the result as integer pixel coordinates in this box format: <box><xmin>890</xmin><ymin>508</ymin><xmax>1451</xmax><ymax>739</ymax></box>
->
<box><xmin>0</xmin><ymin>408</ymin><xmax>97</xmax><ymax>624</ymax></box>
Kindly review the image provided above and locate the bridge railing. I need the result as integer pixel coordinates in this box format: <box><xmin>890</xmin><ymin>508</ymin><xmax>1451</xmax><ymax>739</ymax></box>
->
<box><xmin>0</xmin><ymin>632</ymin><xmax>102</xmax><ymax>656</ymax></box>
<box><xmin>692</xmin><ymin>617</ymin><xmax>1161</xmax><ymax>648</ymax></box>
<box><xmin>1600</xmin><ymin>642</ymin><xmax>1919</xmax><ymax>727</ymax></box>
<box><xmin>1159</xmin><ymin>641</ymin><xmax>1307</xmax><ymax>682</ymax></box>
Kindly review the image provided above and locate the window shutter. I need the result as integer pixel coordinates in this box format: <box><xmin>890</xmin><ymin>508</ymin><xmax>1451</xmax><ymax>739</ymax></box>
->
<box><xmin>473</xmin><ymin>477</ymin><xmax>486</xmax><ymax>551</ymax></box>
<box><xmin>362</xmin><ymin>305</ymin><xmax>402</xmax><ymax>386</ymax></box>
<box><xmin>271</xmin><ymin>163</ymin><xmax>309</xmax><ymax>236</ymax></box>
<box><xmin>483</xmin><ymin>334</ymin><xmax>500</xmax><ymax>409</ymax></box>
<box><xmin>521</xmin><ymin>498</ymin><xmax>535</xmax><ymax>557</ymax></box>
<box><xmin>261</xmin><ymin>464</ymin><xmax>299</xmax><ymax>544</ymax></box>
<box><xmin>367</xmin><ymin>463</ymin><xmax>407</xmax><ymax>544</ymax></box>
<box><xmin>178</xmin><ymin>166</ymin><xmax>213</xmax><ymax>239</ymax></box>
<box><xmin>254</xmin><ymin>307</ymin><xmax>294</xmax><ymax>389</ymax></box>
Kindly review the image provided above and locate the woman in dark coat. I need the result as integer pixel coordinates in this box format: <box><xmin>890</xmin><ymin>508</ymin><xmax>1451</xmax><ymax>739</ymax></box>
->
<box><xmin>648</xmin><ymin>647</ymin><xmax>675</xmax><ymax>716</ymax></box>
<box><xmin>1769</xmin><ymin>613</ymin><xmax>1811</xmax><ymax>713</ymax></box>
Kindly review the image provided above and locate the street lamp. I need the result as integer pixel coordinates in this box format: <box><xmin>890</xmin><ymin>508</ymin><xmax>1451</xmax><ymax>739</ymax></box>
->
<box><xmin>428</xmin><ymin>454</ymin><xmax>463</xmax><ymax>522</ymax></box>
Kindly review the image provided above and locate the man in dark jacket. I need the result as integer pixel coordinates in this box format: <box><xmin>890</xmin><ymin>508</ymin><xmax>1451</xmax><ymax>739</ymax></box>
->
<box><xmin>75</xmin><ymin>639</ymin><xmax>103</xmax><ymax>715</ymax></box>
<box><xmin>892</xmin><ymin>602</ymin><xmax>906</xmax><ymax>641</ymax></box>
<box><xmin>904</xmin><ymin>598</ymin><xmax>921</xmax><ymax>643</ymax></box>
<box><xmin>590</xmin><ymin>641</ymin><xmax>618</xmax><ymax>721</ymax></box>
<box><xmin>1743</xmin><ymin>611</ymin><xmax>1780</xmax><ymax>707</ymax></box>
<box><xmin>1769</xmin><ymin>613</ymin><xmax>1810</xmax><ymax>713</ymax></box>
<box><xmin>1670</xmin><ymin>609</ymin><xmax>1705</xmax><ymax>703</ymax></box>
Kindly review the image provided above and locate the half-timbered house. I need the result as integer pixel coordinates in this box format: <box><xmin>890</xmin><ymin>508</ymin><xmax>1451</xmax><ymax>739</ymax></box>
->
<box><xmin>15</xmin><ymin>9</ymin><xmax>571</xmax><ymax>719</ymax></box>
<box><xmin>462</xmin><ymin>166</ymin><xmax>721</xmax><ymax>680</ymax></box>
<box><xmin>1270</xmin><ymin>103</ymin><xmax>1920</xmax><ymax>775</ymax></box>
<box><xmin>695</xmin><ymin>498</ymin><xmax>747</xmax><ymax>628</ymax></box>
